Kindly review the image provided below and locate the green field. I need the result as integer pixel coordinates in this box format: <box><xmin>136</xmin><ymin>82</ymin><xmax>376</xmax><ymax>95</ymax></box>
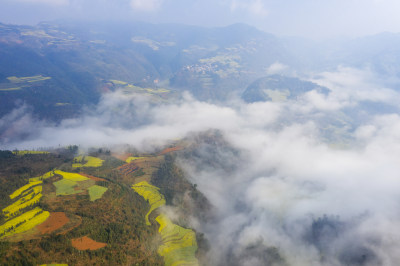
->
<box><xmin>88</xmin><ymin>185</ymin><xmax>108</xmax><ymax>201</ymax></box>
<box><xmin>53</xmin><ymin>179</ymin><xmax>82</xmax><ymax>196</ymax></box>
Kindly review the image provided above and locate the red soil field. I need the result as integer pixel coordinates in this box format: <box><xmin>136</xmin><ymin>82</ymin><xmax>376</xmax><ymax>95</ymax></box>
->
<box><xmin>37</xmin><ymin>212</ymin><xmax>69</xmax><ymax>234</ymax></box>
<box><xmin>71</xmin><ymin>236</ymin><xmax>107</xmax><ymax>250</ymax></box>
<box><xmin>159</xmin><ymin>146</ymin><xmax>183</xmax><ymax>155</ymax></box>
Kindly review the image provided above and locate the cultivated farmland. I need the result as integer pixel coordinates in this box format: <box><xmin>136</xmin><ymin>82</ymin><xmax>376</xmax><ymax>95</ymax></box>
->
<box><xmin>132</xmin><ymin>181</ymin><xmax>166</xmax><ymax>225</ymax></box>
<box><xmin>156</xmin><ymin>214</ymin><xmax>198</xmax><ymax>266</ymax></box>
<box><xmin>87</xmin><ymin>185</ymin><xmax>108</xmax><ymax>201</ymax></box>
<box><xmin>53</xmin><ymin>179</ymin><xmax>82</xmax><ymax>196</ymax></box>
<box><xmin>72</xmin><ymin>156</ymin><xmax>104</xmax><ymax>168</ymax></box>
<box><xmin>0</xmin><ymin>207</ymin><xmax>49</xmax><ymax>239</ymax></box>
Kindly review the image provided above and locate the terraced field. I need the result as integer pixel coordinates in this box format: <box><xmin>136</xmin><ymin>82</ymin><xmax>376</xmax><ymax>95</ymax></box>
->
<box><xmin>156</xmin><ymin>214</ymin><xmax>198</xmax><ymax>266</ymax></box>
<box><xmin>132</xmin><ymin>181</ymin><xmax>166</xmax><ymax>225</ymax></box>
<box><xmin>132</xmin><ymin>181</ymin><xmax>198</xmax><ymax>265</ymax></box>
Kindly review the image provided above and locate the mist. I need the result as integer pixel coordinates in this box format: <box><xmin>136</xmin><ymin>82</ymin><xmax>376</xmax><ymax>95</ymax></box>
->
<box><xmin>1</xmin><ymin>65</ymin><xmax>400</xmax><ymax>264</ymax></box>
<box><xmin>3</xmin><ymin>0</ymin><xmax>400</xmax><ymax>39</ymax></box>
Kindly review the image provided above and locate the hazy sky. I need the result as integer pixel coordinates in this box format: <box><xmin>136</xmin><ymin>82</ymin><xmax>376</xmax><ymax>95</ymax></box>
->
<box><xmin>0</xmin><ymin>0</ymin><xmax>400</xmax><ymax>39</ymax></box>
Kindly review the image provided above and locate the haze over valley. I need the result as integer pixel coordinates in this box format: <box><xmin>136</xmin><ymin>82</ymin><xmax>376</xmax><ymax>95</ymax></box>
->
<box><xmin>1</xmin><ymin>1</ymin><xmax>400</xmax><ymax>265</ymax></box>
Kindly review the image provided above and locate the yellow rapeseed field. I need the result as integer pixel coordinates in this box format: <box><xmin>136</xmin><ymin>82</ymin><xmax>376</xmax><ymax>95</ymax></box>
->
<box><xmin>29</xmin><ymin>171</ymin><xmax>55</xmax><ymax>182</ymax></box>
<box><xmin>9</xmin><ymin>181</ymin><xmax>42</xmax><ymax>199</ymax></box>
<box><xmin>131</xmin><ymin>181</ymin><xmax>166</xmax><ymax>225</ymax></box>
<box><xmin>125</xmin><ymin>156</ymin><xmax>146</xmax><ymax>163</ymax></box>
<box><xmin>156</xmin><ymin>214</ymin><xmax>198</xmax><ymax>266</ymax></box>
<box><xmin>0</xmin><ymin>207</ymin><xmax>50</xmax><ymax>238</ymax></box>
<box><xmin>54</xmin><ymin>170</ymin><xmax>89</xmax><ymax>181</ymax></box>
<box><xmin>72</xmin><ymin>156</ymin><xmax>104</xmax><ymax>168</ymax></box>
<box><xmin>12</xmin><ymin>150</ymin><xmax>49</xmax><ymax>155</ymax></box>
<box><xmin>3</xmin><ymin>191</ymin><xmax>43</xmax><ymax>219</ymax></box>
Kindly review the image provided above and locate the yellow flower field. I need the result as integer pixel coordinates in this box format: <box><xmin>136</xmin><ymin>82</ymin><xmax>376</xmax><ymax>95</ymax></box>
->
<box><xmin>54</xmin><ymin>170</ymin><xmax>89</xmax><ymax>181</ymax></box>
<box><xmin>125</xmin><ymin>156</ymin><xmax>146</xmax><ymax>163</ymax></box>
<box><xmin>0</xmin><ymin>207</ymin><xmax>49</xmax><ymax>239</ymax></box>
<box><xmin>3</xmin><ymin>192</ymin><xmax>43</xmax><ymax>219</ymax></box>
<box><xmin>132</xmin><ymin>181</ymin><xmax>166</xmax><ymax>225</ymax></box>
<box><xmin>156</xmin><ymin>214</ymin><xmax>198</xmax><ymax>266</ymax></box>
<box><xmin>72</xmin><ymin>156</ymin><xmax>104</xmax><ymax>168</ymax></box>
<box><xmin>29</xmin><ymin>171</ymin><xmax>55</xmax><ymax>182</ymax></box>
<box><xmin>9</xmin><ymin>181</ymin><xmax>42</xmax><ymax>199</ymax></box>
<box><xmin>12</xmin><ymin>150</ymin><xmax>49</xmax><ymax>156</ymax></box>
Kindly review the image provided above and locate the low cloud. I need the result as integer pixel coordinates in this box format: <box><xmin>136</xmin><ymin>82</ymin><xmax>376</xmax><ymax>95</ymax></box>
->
<box><xmin>266</xmin><ymin>62</ymin><xmax>288</xmax><ymax>75</ymax></box>
<box><xmin>1</xmin><ymin>67</ymin><xmax>400</xmax><ymax>264</ymax></box>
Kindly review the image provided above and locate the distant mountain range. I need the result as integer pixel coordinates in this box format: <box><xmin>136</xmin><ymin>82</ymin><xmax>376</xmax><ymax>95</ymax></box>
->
<box><xmin>1</xmin><ymin>21</ymin><xmax>400</xmax><ymax>121</ymax></box>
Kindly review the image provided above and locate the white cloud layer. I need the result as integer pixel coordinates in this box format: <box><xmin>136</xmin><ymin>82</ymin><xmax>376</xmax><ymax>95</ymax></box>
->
<box><xmin>1</xmin><ymin>67</ymin><xmax>400</xmax><ymax>264</ymax></box>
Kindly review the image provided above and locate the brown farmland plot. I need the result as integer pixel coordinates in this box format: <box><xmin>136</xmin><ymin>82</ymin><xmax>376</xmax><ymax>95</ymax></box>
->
<box><xmin>71</xmin><ymin>236</ymin><xmax>107</xmax><ymax>250</ymax></box>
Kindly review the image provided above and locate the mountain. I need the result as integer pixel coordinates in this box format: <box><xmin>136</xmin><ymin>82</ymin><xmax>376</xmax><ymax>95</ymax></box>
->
<box><xmin>0</xmin><ymin>21</ymin><xmax>294</xmax><ymax>121</ymax></box>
